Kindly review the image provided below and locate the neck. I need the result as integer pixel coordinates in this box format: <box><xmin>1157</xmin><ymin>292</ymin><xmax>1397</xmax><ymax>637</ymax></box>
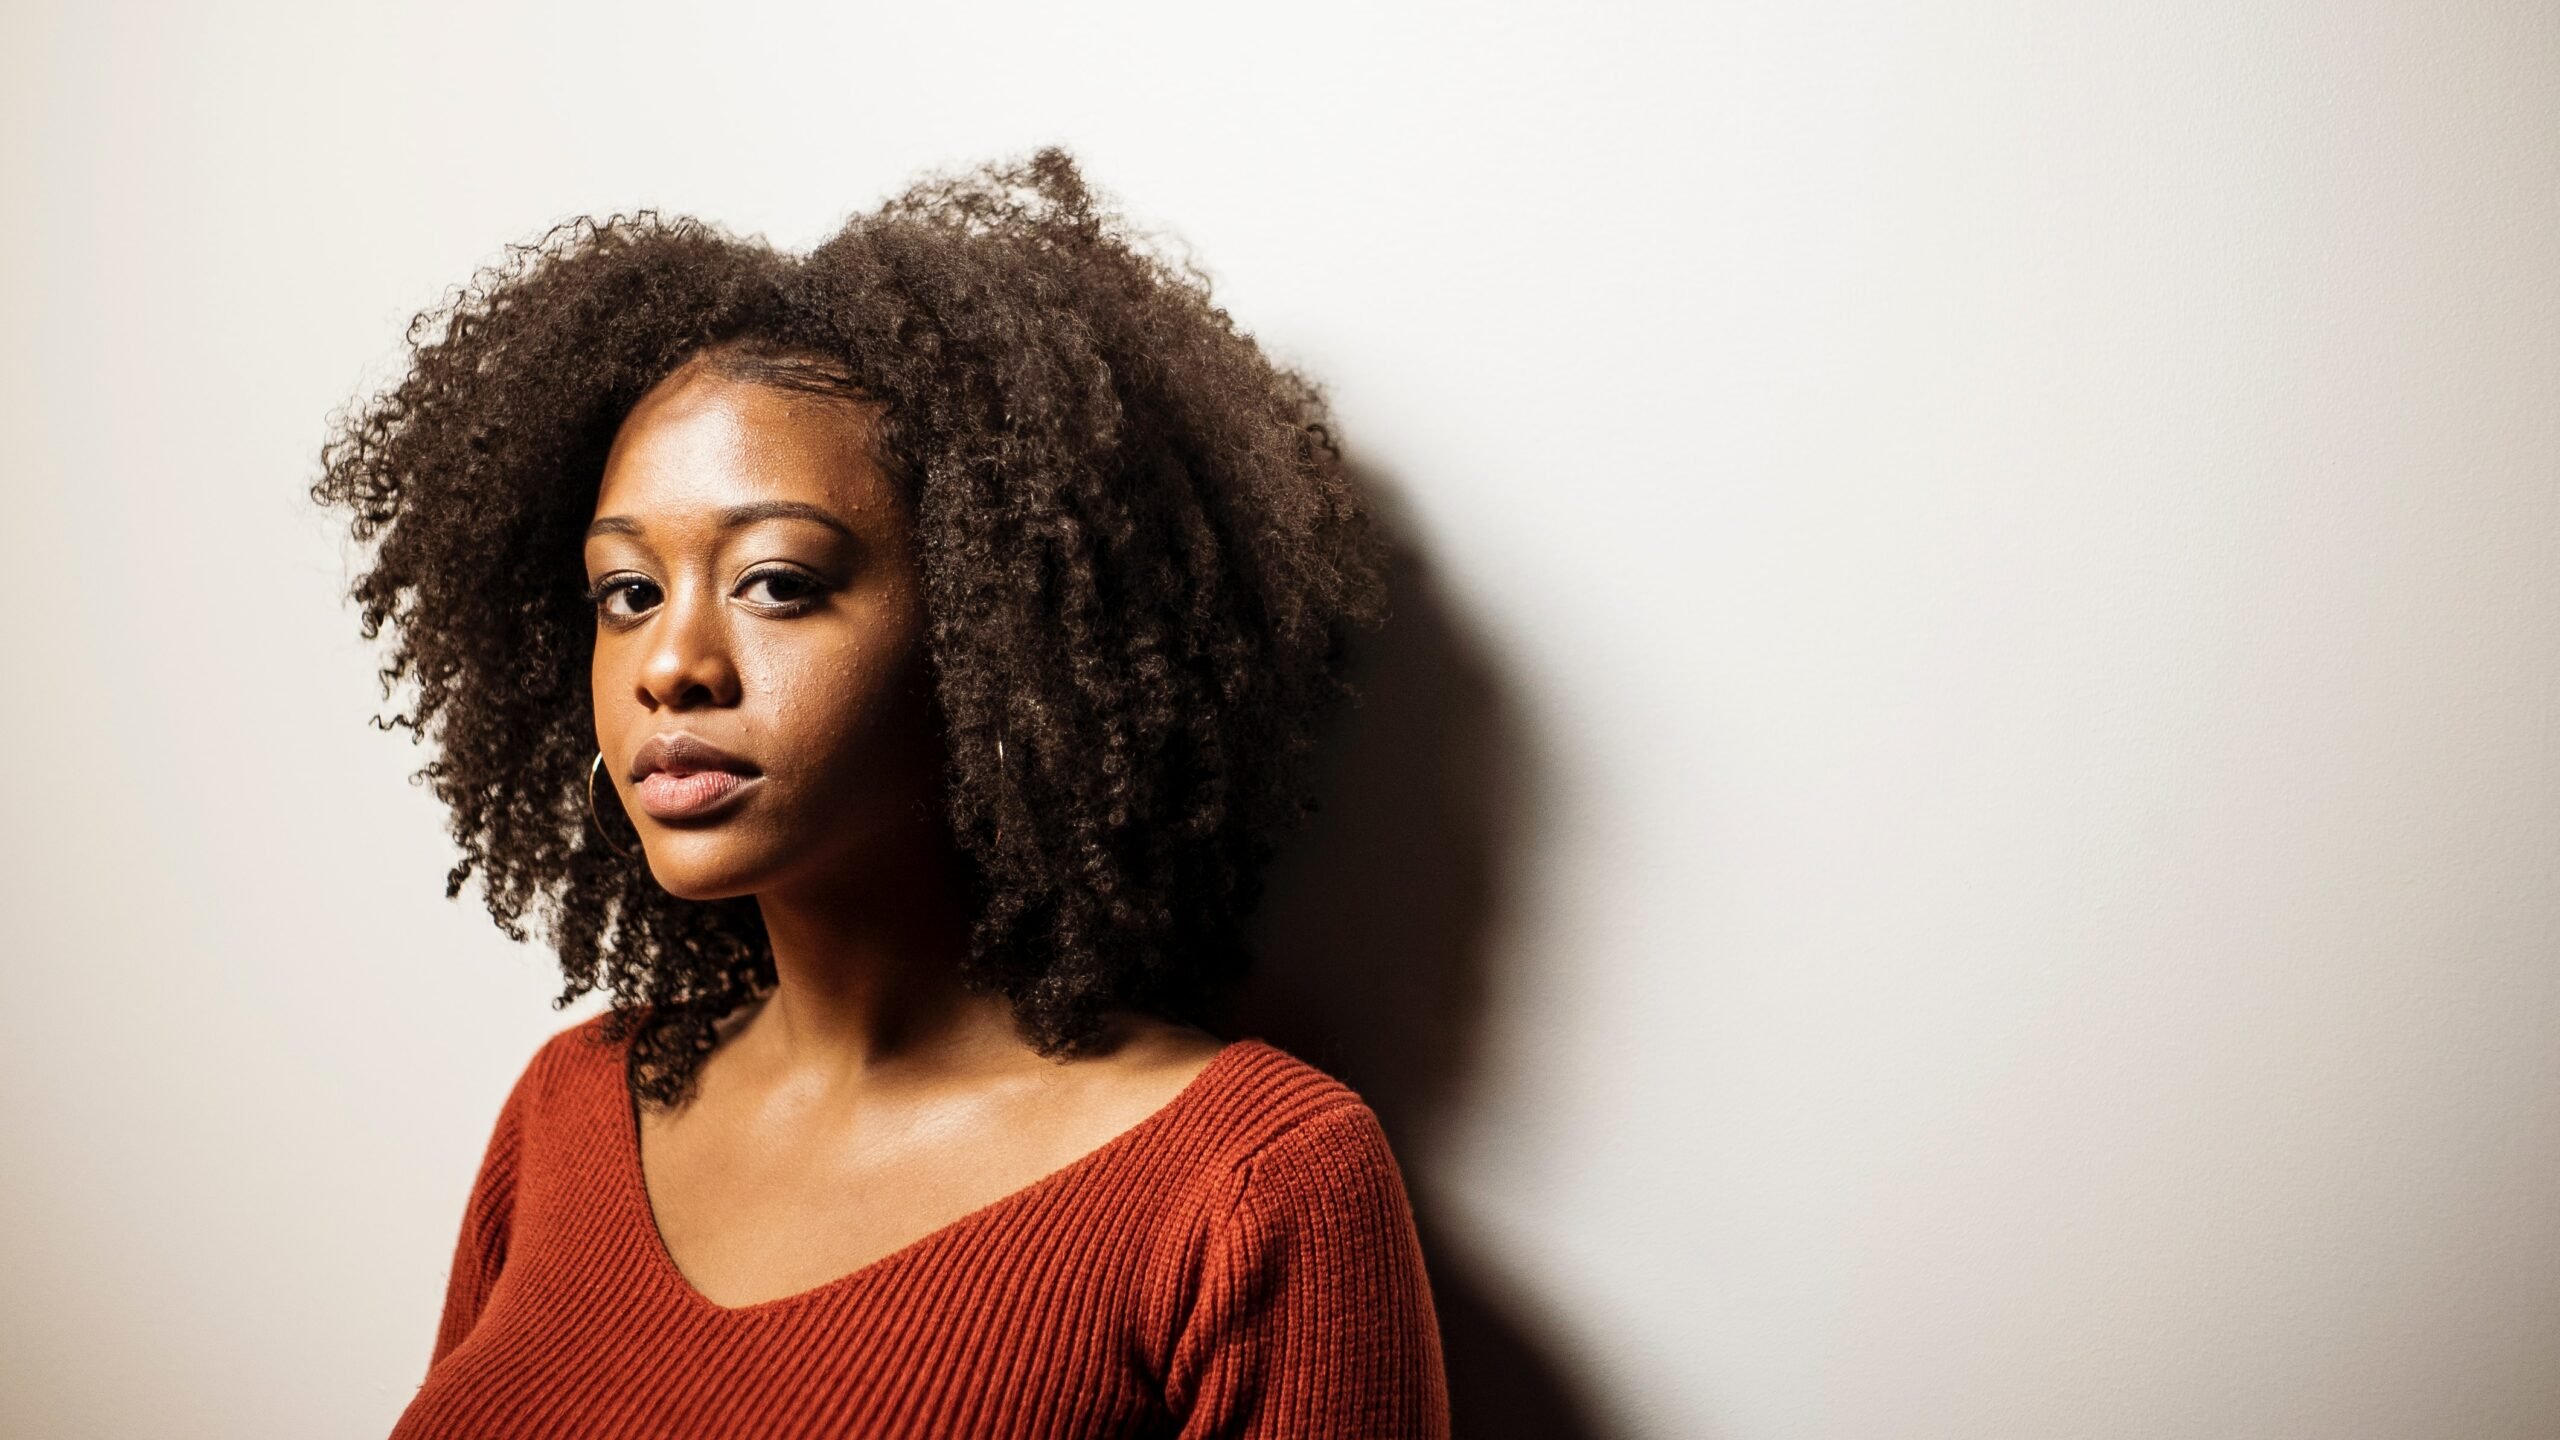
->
<box><xmin>742</xmin><ymin>821</ymin><xmax>1017</xmax><ymax>1083</ymax></box>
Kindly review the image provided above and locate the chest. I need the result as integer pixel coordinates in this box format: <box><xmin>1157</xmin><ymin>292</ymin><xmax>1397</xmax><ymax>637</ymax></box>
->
<box><xmin>631</xmin><ymin>1065</ymin><xmax>1193</xmax><ymax>1311</ymax></box>
<box><xmin>636</xmin><ymin>1101</ymin><xmax>1033</xmax><ymax>1308</ymax></box>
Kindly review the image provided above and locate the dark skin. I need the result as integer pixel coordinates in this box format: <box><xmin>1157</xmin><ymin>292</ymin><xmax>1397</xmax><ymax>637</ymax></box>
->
<box><xmin>582</xmin><ymin>356</ymin><xmax>1226</xmax><ymax>1310</ymax></box>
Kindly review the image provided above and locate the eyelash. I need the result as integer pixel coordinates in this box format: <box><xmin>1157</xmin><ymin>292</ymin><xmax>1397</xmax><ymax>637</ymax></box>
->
<box><xmin>583</xmin><ymin>568</ymin><xmax>828</xmax><ymax>620</ymax></box>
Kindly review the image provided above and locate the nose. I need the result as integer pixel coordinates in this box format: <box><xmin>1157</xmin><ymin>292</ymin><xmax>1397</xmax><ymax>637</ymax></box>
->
<box><xmin>632</xmin><ymin>581</ymin><xmax>743</xmax><ymax>711</ymax></box>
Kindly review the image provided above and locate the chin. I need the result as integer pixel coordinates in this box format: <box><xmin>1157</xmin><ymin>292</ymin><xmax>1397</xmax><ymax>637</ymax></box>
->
<box><xmin>638</xmin><ymin>838</ymin><xmax>778</xmax><ymax>902</ymax></box>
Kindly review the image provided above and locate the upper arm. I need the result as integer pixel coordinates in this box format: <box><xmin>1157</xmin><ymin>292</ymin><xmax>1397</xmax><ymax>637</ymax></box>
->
<box><xmin>425</xmin><ymin>1042</ymin><xmax>546</xmax><ymax>1371</ymax></box>
<box><xmin>1164</xmin><ymin>1101</ymin><xmax>1451</xmax><ymax>1439</ymax></box>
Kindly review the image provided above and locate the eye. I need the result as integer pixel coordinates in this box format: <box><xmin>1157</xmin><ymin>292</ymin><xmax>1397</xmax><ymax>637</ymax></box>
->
<box><xmin>739</xmin><ymin>567</ymin><xmax>828</xmax><ymax>611</ymax></box>
<box><xmin>579</xmin><ymin>568</ymin><xmax>827</xmax><ymax>621</ymax></box>
<box><xmin>583</xmin><ymin>575</ymin><xmax>659</xmax><ymax>619</ymax></box>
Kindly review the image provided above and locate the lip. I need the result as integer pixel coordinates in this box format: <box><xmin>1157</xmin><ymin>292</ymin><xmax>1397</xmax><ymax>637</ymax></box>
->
<box><xmin>626</xmin><ymin>732</ymin><xmax>763</xmax><ymax>823</ymax></box>
<box><xmin>635</xmin><ymin>768</ymin><xmax>763</xmax><ymax>821</ymax></box>
<box><xmin>630</xmin><ymin>732</ymin><xmax>760</xmax><ymax>783</ymax></box>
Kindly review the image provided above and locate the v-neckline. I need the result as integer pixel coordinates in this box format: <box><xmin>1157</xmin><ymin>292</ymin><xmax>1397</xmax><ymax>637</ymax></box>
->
<box><xmin>618</xmin><ymin>1034</ymin><xmax>1251</xmax><ymax>1318</ymax></box>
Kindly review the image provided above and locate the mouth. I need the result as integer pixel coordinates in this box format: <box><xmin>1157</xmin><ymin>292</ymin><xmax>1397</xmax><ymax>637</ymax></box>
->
<box><xmin>635</xmin><ymin>768</ymin><xmax>763</xmax><ymax>821</ymax></box>
<box><xmin>628</xmin><ymin>732</ymin><xmax>763</xmax><ymax>823</ymax></box>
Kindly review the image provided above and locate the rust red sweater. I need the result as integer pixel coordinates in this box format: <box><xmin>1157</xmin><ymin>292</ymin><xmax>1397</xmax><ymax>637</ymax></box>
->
<box><xmin>388</xmin><ymin>1015</ymin><xmax>1451</xmax><ymax>1438</ymax></box>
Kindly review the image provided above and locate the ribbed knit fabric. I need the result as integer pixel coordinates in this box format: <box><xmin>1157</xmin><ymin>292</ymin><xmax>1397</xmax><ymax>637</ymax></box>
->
<box><xmin>387</xmin><ymin>1014</ymin><xmax>1451</xmax><ymax>1438</ymax></box>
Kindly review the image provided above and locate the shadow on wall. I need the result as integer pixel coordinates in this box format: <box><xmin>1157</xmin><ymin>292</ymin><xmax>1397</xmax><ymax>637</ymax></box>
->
<box><xmin>1225</xmin><ymin>459</ymin><xmax>1616</xmax><ymax>1440</ymax></box>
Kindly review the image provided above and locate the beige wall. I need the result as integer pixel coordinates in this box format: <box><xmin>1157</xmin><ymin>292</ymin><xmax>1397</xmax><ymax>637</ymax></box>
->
<box><xmin>2</xmin><ymin>1</ymin><xmax>2552</xmax><ymax>1435</ymax></box>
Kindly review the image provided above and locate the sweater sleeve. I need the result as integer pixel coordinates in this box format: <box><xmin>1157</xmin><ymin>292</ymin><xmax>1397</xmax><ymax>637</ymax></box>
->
<box><xmin>425</xmin><ymin>1046</ymin><xmax>541</xmax><ymax>1371</ymax></box>
<box><xmin>1164</xmin><ymin>1101</ymin><xmax>1452</xmax><ymax>1438</ymax></box>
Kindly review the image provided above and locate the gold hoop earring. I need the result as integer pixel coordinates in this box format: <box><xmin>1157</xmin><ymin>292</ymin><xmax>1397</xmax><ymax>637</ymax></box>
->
<box><xmin>587</xmin><ymin>750</ymin><xmax>640</xmax><ymax>860</ymax></box>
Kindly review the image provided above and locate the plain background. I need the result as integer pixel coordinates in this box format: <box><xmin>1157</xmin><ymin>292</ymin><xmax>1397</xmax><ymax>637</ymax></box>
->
<box><xmin>4</xmin><ymin>2</ymin><xmax>2554</xmax><ymax>1436</ymax></box>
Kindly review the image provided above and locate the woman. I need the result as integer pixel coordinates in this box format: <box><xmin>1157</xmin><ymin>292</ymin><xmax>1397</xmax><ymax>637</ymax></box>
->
<box><xmin>314</xmin><ymin>148</ymin><xmax>1450</xmax><ymax>1438</ymax></box>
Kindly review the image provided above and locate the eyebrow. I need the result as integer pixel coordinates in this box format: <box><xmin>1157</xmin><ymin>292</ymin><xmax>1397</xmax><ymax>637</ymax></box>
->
<box><xmin>585</xmin><ymin>500</ymin><xmax>857</xmax><ymax>543</ymax></box>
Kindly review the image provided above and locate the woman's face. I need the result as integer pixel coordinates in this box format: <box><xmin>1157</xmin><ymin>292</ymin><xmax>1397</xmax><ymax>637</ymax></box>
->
<box><xmin>581</xmin><ymin>358</ymin><xmax>947</xmax><ymax>901</ymax></box>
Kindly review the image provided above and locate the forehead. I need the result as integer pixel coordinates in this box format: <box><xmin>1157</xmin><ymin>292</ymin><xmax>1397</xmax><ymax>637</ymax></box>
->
<box><xmin>591</xmin><ymin>363</ymin><xmax>897</xmax><ymax>528</ymax></box>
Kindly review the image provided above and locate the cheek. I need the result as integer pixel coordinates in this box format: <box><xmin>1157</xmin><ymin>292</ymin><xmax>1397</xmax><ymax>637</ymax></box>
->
<box><xmin>750</xmin><ymin>636</ymin><xmax>934</xmax><ymax>783</ymax></box>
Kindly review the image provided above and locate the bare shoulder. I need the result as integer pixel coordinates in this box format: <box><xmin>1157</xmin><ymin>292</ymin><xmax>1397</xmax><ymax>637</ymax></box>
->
<box><xmin>1102</xmin><ymin>1022</ymin><xmax>1380</xmax><ymax>1170</ymax></box>
<box><xmin>1061</xmin><ymin>1012</ymin><xmax>1232</xmax><ymax>1115</ymax></box>
<box><xmin>1105</xmin><ymin>1011</ymin><xmax>1232</xmax><ymax>1072</ymax></box>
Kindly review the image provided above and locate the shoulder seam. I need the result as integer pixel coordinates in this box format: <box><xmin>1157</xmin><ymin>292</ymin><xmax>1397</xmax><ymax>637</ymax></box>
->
<box><xmin>1165</xmin><ymin>1096</ymin><xmax>1372</xmax><ymax>1369</ymax></box>
<box><xmin>1226</xmin><ymin>1092</ymin><xmax>1373</xmax><ymax>1183</ymax></box>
